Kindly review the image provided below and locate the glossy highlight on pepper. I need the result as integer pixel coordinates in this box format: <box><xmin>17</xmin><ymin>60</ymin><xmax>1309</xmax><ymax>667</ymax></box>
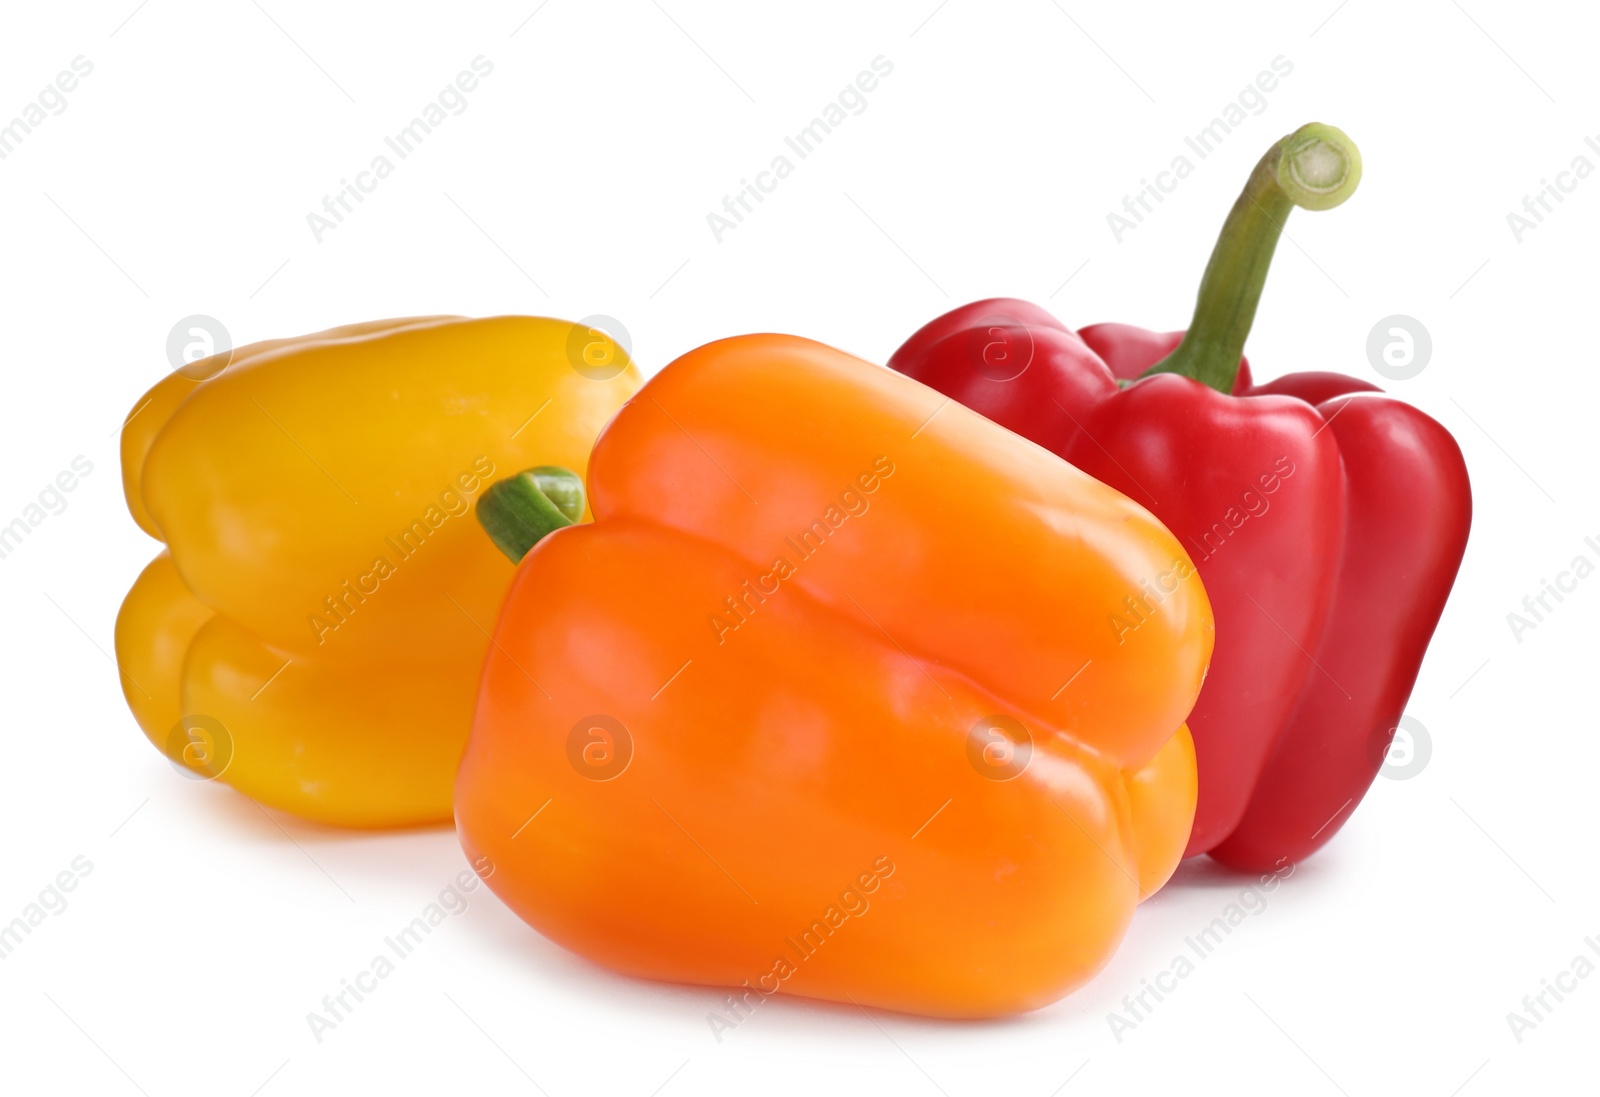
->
<box><xmin>115</xmin><ymin>316</ymin><xmax>640</xmax><ymax>826</ymax></box>
<box><xmin>456</xmin><ymin>333</ymin><xmax>1213</xmax><ymax>1017</ymax></box>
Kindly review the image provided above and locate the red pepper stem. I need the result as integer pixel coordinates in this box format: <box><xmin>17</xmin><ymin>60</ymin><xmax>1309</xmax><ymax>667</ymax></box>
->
<box><xmin>476</xmin><ymin>466</ymin><xmax>585</xmax><ymax>563</ymax></box>
<box><xmin>1142</xmin><ymin>122</ymin><xmax>1362</xmax><ymax>392</ymax></box>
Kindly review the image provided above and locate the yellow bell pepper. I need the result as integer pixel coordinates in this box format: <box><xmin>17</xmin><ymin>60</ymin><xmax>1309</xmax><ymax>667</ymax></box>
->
<box><xmin>115</xmin><ymin>316</ymin><xmax>640</xmax><ymax>826</ymax></box>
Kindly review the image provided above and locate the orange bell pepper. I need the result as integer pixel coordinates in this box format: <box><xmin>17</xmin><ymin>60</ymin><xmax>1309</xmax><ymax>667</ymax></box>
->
<box><xmin>456</xmin><ymin>334</ymin><xmax>1213</xmax><ymax>1018</ymax></box>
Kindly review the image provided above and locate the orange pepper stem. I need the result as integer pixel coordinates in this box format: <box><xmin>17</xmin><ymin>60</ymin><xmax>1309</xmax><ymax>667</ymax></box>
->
<box><xmin>1141</xmin><ymin>122</ymin><xmax>1362</xmax><ymax>392</ymax></box>
<box><xmin>476</xmin><ymin>466</ymin><xmax>585</xmax><ymax>562</ymax></box>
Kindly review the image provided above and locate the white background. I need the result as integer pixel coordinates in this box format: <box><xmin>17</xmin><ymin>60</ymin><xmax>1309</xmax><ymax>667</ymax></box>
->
<box><xmin>1</xmin><ymin>1</ymin><xmax>1594</xmax><ymax>1093</ymax></box>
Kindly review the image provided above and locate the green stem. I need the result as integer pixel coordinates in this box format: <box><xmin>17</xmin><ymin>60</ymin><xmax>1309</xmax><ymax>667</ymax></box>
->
<box><xmin>1141</xmin><ymin>122</ymin><xmax>1362</xmax><ymax>392</ymax></box>
<box><xmin>476</xmin><ymin>466</ymin><xmax>586</xmax><ymax>563</ymax></box>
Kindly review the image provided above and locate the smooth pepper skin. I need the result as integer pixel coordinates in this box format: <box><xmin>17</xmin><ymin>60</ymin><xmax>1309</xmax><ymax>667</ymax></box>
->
<box><xmin>889</xmin><ymin>125</ymin><xmax>1471</xmax><ymax>871</ymax></box>
<box><xmin>456</xmin><ymin>334</ymin><xmax>1213</xmax><ymax>1018</ymax></box>
<box><xmin>115</xmin><ymin>316</ymin><xmax>640</xmax><ymax>826</ymax></box>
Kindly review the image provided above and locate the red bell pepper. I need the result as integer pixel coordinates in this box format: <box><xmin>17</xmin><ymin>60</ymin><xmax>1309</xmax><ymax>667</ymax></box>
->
<box><xmin>888</xmin><ymin>123</ymin><xmax>1471</xmax><ymax>871</ymax></box>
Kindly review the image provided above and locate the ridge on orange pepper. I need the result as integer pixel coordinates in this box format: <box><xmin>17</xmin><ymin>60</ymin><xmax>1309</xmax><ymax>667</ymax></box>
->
<box><xmin>456</xmin><ymin>334</ymin><xmax>1213</xmax><ymax>1018</ymax></box>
